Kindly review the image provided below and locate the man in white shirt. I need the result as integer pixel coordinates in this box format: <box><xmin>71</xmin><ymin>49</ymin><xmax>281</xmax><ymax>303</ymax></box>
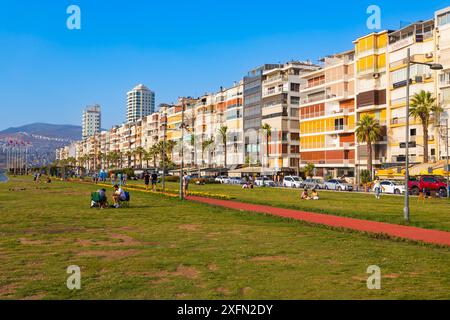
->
<box><xmin>112</xmin><ymin>185</ymin><xmax>126</xmax><ymax>208</ymax></box>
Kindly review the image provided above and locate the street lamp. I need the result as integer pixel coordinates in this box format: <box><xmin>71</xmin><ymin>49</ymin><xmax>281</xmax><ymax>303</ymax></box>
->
<box><xmin>404</xmin><ymin>48</ymin><xmax>443</xmax><ymax>223</ymax></box>
<box><xmin>179</xmin><ymin>99</ymin><xmax>186</xmax><ymax>200</ymax></box>
<box><xmin>439</xmin><ymin>111</ymin><xmax>450</xmax><ymax>198</ymax></box>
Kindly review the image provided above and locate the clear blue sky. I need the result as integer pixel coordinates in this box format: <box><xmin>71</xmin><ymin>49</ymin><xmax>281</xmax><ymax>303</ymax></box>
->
<box><xmin>1</xmin><ymin>0</ymin><xmax>449</xmax><ymax>130</ymax></box>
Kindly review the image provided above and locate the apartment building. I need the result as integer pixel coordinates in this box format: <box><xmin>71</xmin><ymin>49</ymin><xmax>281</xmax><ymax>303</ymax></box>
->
<box><xmin>387</xmin><ymin>20</ymin><xmax>437</xmax><ymax>164</ymax></box>
<box><xmin>82</xmin><ymin>105</ymin><xmax>101</xmax><ymax>140</ymax></box>
<box><xmin>299</xmin><ymin>52</ymin><xmax>356</xmax><ymax>178</ymax></box>
<box><xmin>223</xmin><ymin>82</ymin><xmax>244</xmax><ymax>167</ymax></box>
<box><xmin>243</xmin><ymin>65</ymin><xmax>281</xmax><ymax>166</ymax></box>
<box><xmin>353</xmin><ymin>31</ymin><xmax>390</xmax><ymax>175</ymax></box>
<box><xmin>126</xmin><ymin>84</ymin><xmax>156</xmax><ymax>123</ymax></box>
<box><xmin>436</xmin><ymin>6</ymin><xmax>450</xmax><ymax>160</ymax></box>
<box><xmin>262</xmin><ymin>61</ymin><xmax>320</xmax><ymax>173</ymax></box>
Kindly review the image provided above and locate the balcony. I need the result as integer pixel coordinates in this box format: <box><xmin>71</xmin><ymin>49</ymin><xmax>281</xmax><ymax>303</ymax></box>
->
<box><xmin>262</xmin><ymin>87</ymin><xmax>287</xmax><ymax>97</ymax></box>
<box><xmin>263</xmin><ymin>75</ymin><xmax>288</xmax><ymax>85</ymax></box>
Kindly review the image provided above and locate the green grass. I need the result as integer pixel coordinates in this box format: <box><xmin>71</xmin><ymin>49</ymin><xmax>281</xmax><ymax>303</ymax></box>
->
<box><xmin>0</xmin><ymin>177</ymin><xmax>449</xmax><ymax>299</ymax></box>
<box><xmin>139</xmin><ymin>181</ymin><xmax>450</xmax><ymax>232</ymax></box>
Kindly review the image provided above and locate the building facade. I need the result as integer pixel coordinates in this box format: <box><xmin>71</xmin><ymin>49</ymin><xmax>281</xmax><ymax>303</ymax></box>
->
<box><xmin>126</xmin><ymin>84</ymin><xmax>156</xmax><ymax>123</ymax></box>
<box><xmin>82</xmin><ymin>105</ymin><xmax>101</xmax><ymax>140</ymax></box>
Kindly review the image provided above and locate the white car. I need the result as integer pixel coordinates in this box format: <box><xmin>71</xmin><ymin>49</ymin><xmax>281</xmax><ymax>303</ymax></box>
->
<box><xmin>255</xmin><ymin>176</ymin><xmax>274</xmax><ymax>187</ymax></box>
<box><xmin>376</xmin><ymin>180</ymin><xmax>406</xmax><ymax>195</ymax></box>
<box><xmin>215</xmin><ymin>176</ymin><xmax>227</xmax><ymax>183</ymax></box>
<box><xmin>283</xmin><ymin>176</ymin><xmax>302</xmax><ymax>188</ymax></box>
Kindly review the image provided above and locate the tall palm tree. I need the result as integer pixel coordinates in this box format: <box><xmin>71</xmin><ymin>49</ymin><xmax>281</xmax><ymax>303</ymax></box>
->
<box><xmin>125</xmin><ymin>151</ymin><xmax>133</xmax><ymax>168</ymax></box>
<box><xmin>262</xmin><ymin>123</ymin><xmax>272</xmax><ymax>167</ymax></box>
<box><xmin>135</xmin><ymin>146</ymin><xmax>145</xmax><ymax>169</ymax></box>
<box><xmin>143</xmin><ymin>150</ymin><xmax>151</xmax><ymax>169</ymax></box>
<box><xmin>201</xmin><ymin>137</ymin><xmax>214</xmax><ymax>166</ymax></box>
<box><xmin>217</xmin><ymin>125</ymin><xmax>228</xmax><ymax>168</ymax></box>
<box><xmin>355</xmin><ymin>114</ymin><xmax>382</xmax><ymax>178</ymax></box>
<box><xmin>409</xmin><ymin>90</ymin><xmax>442</xmax><ymax>163</ymax></box>
<box><xmin>149</xmin><ymin>145</ymin><xmax>159</xmax><ymax>168</ymax></box>
<box><xmin>166</xmin><ymin>140</ymin><xmax>177</xmax><ymax>162</ymax></box>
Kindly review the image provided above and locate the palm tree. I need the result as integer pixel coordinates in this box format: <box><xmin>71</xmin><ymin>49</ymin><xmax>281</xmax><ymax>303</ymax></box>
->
<box><xmin>217</xmin><ymin>125</ymin><xmax>228</xmax><ymax>168</ymax></box>
<box><xmin>125</xmin><ymin>151</ymin><xmax>133</xmax><ymax>168</ymax></box>
<box><xmin>262</xmin><ymin>123</ymin><xmax>272</xmax><ymax>167</ymax></box>
<box><xmin>143</xmin><ymin>150</ymin><xmax>151</xmax><ymax>169</ymax></box>
<box><xmin>409</xmin><ymin>90</ymin><xmax>443</xmax><ymax>163</ymax></box>
<box><xmin>149</xmin><ymin>145</ymin><xmax>159</xmax><ymax>168</ymax></box>
<box><xmin>166</xmin><ymin>140</ymin><xmax>177</xmax><ymax>162</ymax></box>
<box><xmin>135</xmin><ymin>146</ymin><xmax>145</xmax><ymax>168</ymax></box>
<box><xmin>355</xmin><ymin>114</ymin><xmax>382</xmax><ymax>178</ymax></box>
<box><xmin>201</xmin><ymin>137</ymin><xmax>214</xmax><ymax>166</ymax></box>
<box><xmin>303</xmin><ymin>162</ymin><xmax>315</xmax><ymax>178</ymax></box>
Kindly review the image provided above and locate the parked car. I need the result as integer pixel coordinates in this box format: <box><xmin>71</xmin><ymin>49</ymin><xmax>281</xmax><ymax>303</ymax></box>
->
<box><xmin>283</xmin><ymin>176</ymin><xmax>303</xmax><ymax>188</ymax></box>
<box><xmin>215</xmin><ymin>176</ymin><xmax>227</xmax><ymax>183</ymax></box>
<box><xmin>408</xmin><ymin>175</ymin><xmax>448</xmax><ymax>196</ymax></box>
<box><xmin>301</xmin><ymin>178</ymin><xmax>325</xmax><ymax>190</ymax></box>
<box><xmin>324</xmin><ymin>179</ymin><xmax>353</xmax><ymax>191</ymax></box>
<box><xmin>229</xmin><ymin>177</ymin><xmax>244</xmax><ymax>185</ymax></box>
<box><xmin>255</xmin><ymin>176</ymin><xmax>274</xmax><ymax>187</ymax></box>
<box><xmin>376</xmin><ymin>180</ymin><xmax>405</xmax><ymax>194</ymax></box>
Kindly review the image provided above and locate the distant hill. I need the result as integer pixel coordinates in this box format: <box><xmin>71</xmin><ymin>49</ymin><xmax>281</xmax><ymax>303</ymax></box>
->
<box><xmin>0</xmin><ymin>123</ymin><xmax>82</xmax><ymax>141</ymax></box>
<box><xmin>0</xmin><ymin>123</ymin><xmax>83</xmax><ymax>168</ymax></box>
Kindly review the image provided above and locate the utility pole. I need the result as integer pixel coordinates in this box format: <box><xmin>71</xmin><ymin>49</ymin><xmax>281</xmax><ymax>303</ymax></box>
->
<box><xmin>179</xmin><ymin>99</ymin><xmax>185</xmax><ymax>200</ymax></box>
<box><xmin>404</xmin><ymin>48</ymin><xmax>411</xmax><ymax>223</ymax></box>
<box><xmin>162</xmin><ymin>111</ymin><xmax>167</xmax><ymax>193</ymax></box>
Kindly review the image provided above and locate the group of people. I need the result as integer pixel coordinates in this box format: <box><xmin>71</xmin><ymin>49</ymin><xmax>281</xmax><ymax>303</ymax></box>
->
<box><xmin>301</xmin><ymin>189</ymin><xmax>320</xmax><ymax>200</ymax></box>
<box><xmin>143</xmin><ymin>171</ymin><xmax>159</xmax><ymax>192</ymax></box>
<box><xmin>110</xmin><ymin>172</ymin><xmax>128</xmax><ymax>187</ymax></box>
<box><xmin>92</xmin><ymin>185</ymin><xmax>128</xmax><ymax>209</ymax></box>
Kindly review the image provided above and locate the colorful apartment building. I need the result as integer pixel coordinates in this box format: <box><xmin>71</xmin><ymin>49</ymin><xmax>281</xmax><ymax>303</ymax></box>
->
<box><xmin>299</xmin><ymin>52</ymin><xmax>356</xmax><ymax>177</ymax></box>
<box><xmin>387</xmin><ymin>20</ymin><xmax>437</xmax><ymax>164</ymax></box>
<box><xmin>353</xmin><ymin>30</ymin><xmax>390</xmax><ymax>176</ymax></box>
<box><xmin>262</xmin><ymin>61</ymin><xmax>319</xmax><ymax>173</ymax></box>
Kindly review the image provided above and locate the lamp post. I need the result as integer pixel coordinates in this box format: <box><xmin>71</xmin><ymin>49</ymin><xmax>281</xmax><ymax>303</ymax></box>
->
<box><xmin>179</xmin><ymin>99</ymin><xmax>186</xmax><ymax>200</ymax></box>
<box><xmin>439</xmin><ymin>111</ymin><xmax>450</xmax><ymax>198</ymax></box>
<box><xmin>162</xmin><ymin>111</ymin><xmax>167</xmax><ymax>193</ymax></box>
<box><xmin>404</xmin><ymin>48</ymin><xmax>443</xmax><ymax>222</ymax></box>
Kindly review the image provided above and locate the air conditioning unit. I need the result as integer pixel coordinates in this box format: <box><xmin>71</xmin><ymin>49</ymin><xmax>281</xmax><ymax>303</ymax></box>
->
<box><xmin>425</xmin><ymin>52</ymin><xmax>434</xmax><ymax>59</ymax></box>
<box><xmin>415</xmin><ymin>76</ymin><xmax>423</xmax><ymax>83</ymax></box>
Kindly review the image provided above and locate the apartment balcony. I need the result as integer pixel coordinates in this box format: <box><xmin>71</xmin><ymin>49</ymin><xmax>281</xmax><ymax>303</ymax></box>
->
<box><xmin>263</xmin><ymin>75</ymin><xmax>288</xmax><ymax>85</ymax></box>
<box><xmin>300</xmin><ymin>159</ymin><xmax>355</xmax><ymax>166</ymax></box>
<box><xmin>262</xmin><ymin>87</ymin><xmax>287</xmax><ymax>98</ymax></box>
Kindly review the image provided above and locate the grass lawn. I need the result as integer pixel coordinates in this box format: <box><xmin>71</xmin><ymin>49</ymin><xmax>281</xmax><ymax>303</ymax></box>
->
<box><xmin>144</xmin><ymin>181</ymin><xmax>450</xmax><ymax>232</ymax></box>
<box><xmin>0</xmin><ymin>177</ymin><xmax>449</xmax><ymax>299</ymax></box>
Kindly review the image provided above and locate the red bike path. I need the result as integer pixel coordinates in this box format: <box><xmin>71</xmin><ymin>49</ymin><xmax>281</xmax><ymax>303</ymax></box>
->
<box><xmin>186</xmin><ymin>196</ymin><xmax>450</xmax><ymax>247</ymax></box>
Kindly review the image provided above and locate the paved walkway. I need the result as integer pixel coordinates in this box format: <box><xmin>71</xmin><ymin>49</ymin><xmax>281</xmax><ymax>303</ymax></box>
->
<box><xmin>187</xmin><ymin>196</ymin><xmax>450</xmax><ymax>247</ymax></box>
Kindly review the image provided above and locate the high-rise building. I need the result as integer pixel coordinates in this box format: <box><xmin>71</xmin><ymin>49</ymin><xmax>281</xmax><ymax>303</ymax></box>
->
<box><xmin>436</xmin><ymin>6</ymin><xmax>450</xmax><ymax>161</ymax></box>
<box><xmin>243</xmin><ymin>64</ymin><xmax>280</xmax><ymax>165</ymax></box>
<box><xmin>82</xmin><ymin>104</ymin><xmax>101</xmax><ymax>139</ymax></box>
<box><xmin>353</xmin><ymin>30</ymin><xmax>390</xmax><ymax>175</ymax></box>
<box><xmin>261</xmin><ymin>61</ymin><xmax>319</xmax><ymax>172</ymax></box>
<box><xmin>387</xmin><ymin>20</ymin><xmax>436</xmax><ymax>164</ymax></box>
<box><xmin>126</xmin><ymin>84</ymin><xmax>155</xmax><ymax>123</ymax></box>
<box><xmin>299</xmin><ymin>52</ymin><xmax>356</xmax><ymax>178</ymax></box>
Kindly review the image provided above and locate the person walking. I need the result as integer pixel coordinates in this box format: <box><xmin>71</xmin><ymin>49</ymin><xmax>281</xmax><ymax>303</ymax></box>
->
<box><xmin>373</xmin><ymin>178</ymin><xmax>383</xmax><ymax>199</ymax></box>
<box><xmin>123</xmin><ymin>173</ymin><xmax>127</xmax><ymax>186</ymax></box>
<box><xmin>182</xmin><ymin>172</ymin><xmax>190</xmax><ymax>197</ymax></box>
<box><xmin>151</xmin><ymin>171</ymin><xmax>158</xmax><ymax>192</ymax></box>
<box><xmin>144</xmin><ymin>171</ymin><xmax>150</xmax><ymax>192</ymax></box>
<box><xmin>117</xmin><ymin>172</ymin><xmax>123</xmax><ymax>186</ymax></box>
<box><xmin>110</xmin><ymin>172</ymin><xmax>116</xmax><ymax>186</ymax></box>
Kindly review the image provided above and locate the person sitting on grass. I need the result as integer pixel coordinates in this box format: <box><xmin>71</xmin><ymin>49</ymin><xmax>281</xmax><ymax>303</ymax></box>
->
<box><xmin>112</xmin><ymin>184</ymin><xmax>126</xmax><ymax>208</ymax></box>
<box><xmin>97</xmin><ymin>188</ymin><xmax>108</xmax><ymax>208</ymax></box>
<box><xmin>301</xmin><ymin>189</ymin><xmax>311</xmax><ymax>200</ymax></box>
<box><xmin>311</xmin><ymin>189</ymin><xmax>319</xmax><ymax>200</ymax></box>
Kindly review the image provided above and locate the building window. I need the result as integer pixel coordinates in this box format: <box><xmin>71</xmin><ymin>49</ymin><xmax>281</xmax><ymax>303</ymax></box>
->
<box><xmin>410</xmin><ymin>128</ymin><xmax>416</xmax><ymax>136</ymax></box>
<box><xmin>290</xmin><ymin>83</ymin><xmax>300</xmax><ymax>92</ymax></box>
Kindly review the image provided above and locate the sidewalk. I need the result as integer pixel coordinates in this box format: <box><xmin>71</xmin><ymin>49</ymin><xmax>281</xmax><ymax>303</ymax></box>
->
<box><xmin>187</xmin><ymin>196</ymin><xmax>450</xmax><ymax>247</ymax></box>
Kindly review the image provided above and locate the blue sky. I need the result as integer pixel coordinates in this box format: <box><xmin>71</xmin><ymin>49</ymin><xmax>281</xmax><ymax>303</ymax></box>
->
<box><xmin>1</xmin><ymin>0</ymin><xmax>449</xmax><ymax>130</ymax></box>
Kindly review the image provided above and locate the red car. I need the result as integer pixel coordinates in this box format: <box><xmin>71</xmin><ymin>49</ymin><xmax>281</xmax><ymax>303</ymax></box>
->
<box><xmin>408</xmin><ymin>175</ymin><xmax>448</xmax><ymax>196</ymax></box>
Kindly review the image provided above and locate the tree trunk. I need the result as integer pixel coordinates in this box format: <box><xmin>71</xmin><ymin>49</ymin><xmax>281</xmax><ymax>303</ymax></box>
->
<box><xmin>367</xmin><ymin>139</ymin><xmax>373</xmax><ymax>179</ymax></box>
<box><xmin>224</xmin><ymin>141</ymin><xmax>227</xmax><ymax>168</ymax></box>
<box><xmin>266</xmin><ymin>134</ymin><xmax>270</xmax><ymax>168</ymax></box>
<box><xmin>422</xmin><ymin>120</ymin><xmax>429</xmax><ymax>163</ymax></box>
